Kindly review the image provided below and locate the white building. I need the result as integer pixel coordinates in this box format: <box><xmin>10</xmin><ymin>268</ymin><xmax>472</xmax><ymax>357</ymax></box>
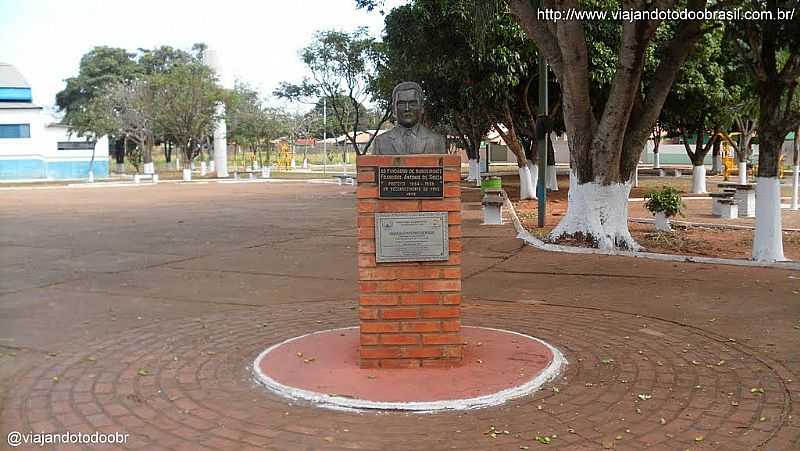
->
<box><xmin>0</xmin><ymin>63</ymin><xmax>108</xmax><ymax>180</ymax></box>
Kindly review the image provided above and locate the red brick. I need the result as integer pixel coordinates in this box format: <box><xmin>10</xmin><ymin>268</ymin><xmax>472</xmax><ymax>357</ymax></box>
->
<box><xmin>449</xmin><ymin>239</ymin><xmax>463</xmax><ymax>252</ymax></box>
<box><xmin>442</xmin><ymin>345</ymin><xmax>464</xmax><ymax>358</ymax></box>
<box><xmin>401</xmin><ymin>321</ymin><xmax>441</xmax><ymax>333</ymax></box>
<box><xmin>357</xmin><ymin>171</ymin><xmax>375</xmax><ymax>183</ymax></box>
<box><xmin>422</xmin><ymin>279</ymin><xmax>461</xmax><ymax>292</ymax></box>
<box><xmin>357</xmin><ymin>215</ymin><xmax>375</xmax><ymax>228</ymax></box>
<box><xmin>421</xmin><ymin>306</ymin><xmax>460</xmax><ymax>318</ymax></box>
<box><xmin>422</xmin><ymin>334</ymin><xmax>464</xmax><ymax>345</ymax></box>
<box><xmin>441</xmin><ymin>319</ymin><xmax>461</xmax><ymax>331</ymax></box>
<box><xmin>376</xmin><ymin>281</ymin><xmax>419</xmax><ymax>292</ymax></box>
<box><xmin>442</xmin><ymin>294</ymin><xmax>461</xmax><ymax>305</ymax></box>
<box><xmin>448</xmin><ymin>212</ymin><xmax>462</xmax><ymax>225</ymax></box>
<box><xmin>358</xmin><ymin>254</ymin><xmax>376</xmax><ymax>268</ymax></box>
<box><xmin>360</xmin><ymin>334</ymin><xmax>380</xmax><ymax>345</ymax></box>
<box><xmin>359</xmin><ymin>308</ymin><xmax>379</xmax><ymax>320</ymax></box>
<box><xmin>400</xmin><ymin>294</ymin><xmax>442</xmax><ymax>305</ymax></box>
<box><xmin>358</xmin><ymin>226</ymin><xmax>375</xmax><ymax>239</ymax></box>
<box><xmin>441</xmin><ymin>268</ymin><xmax>461</xmax><ymax>279</ymax></box>
<box><xmin>382</xmin><ymin>308</ymin><xmax>419</xmax><ymax>320</ymax></box>
<box><xmin>359</xmin><ymin>281</ymin><xmax>379</xmax><ymax>292</ymax></box>
<box><xmin>400</xmin><ymin>156</ymin><xmax>443</xmax><ymax>167</ymax></box>
<box><xmin>448</xmin><ymin>225</ymin><xmax>462</xmax><ymax>238</ymax></box>
<box><xmin>375</xmin><ymin>200</ymin><xmax>421</xmax><ymax>212</ymax></box>
<box><xmin>356</xmin><ymin>155</ymin><xmax>397</xmax><ymax>167</ymax></box>
<box><xmin>357</xmin><ymin>201</ymin><xmax>376</xmax><ymax>213</ymax></box>
<box><xmin>443</xmin><ymin>169</ymin><xmax>461</xmax><ymax>182</ymax></box>
<box><xmin>360</xmin><ymin>294</ymin><xmax>399</xmax><ymax>306</ymax></box>
<box><xmin>420</xmin><ymin>199</ymin><xmax>460</xmax><ymax>212</ymax></box>
<box><xmin>402</xmin><ymin>347</ymin><xmax>444</xmax><ymax>358</ymax></box>
<box><xmin>358</xmin><ymin>239</ymin><xmax>376</xmax><ymax>253</ymax></box>
<box><xmin>442</xmin><ymin>154</ymin><xmax>461</xmax><ymax>166</ymax></box>
<box><xmin>356</xmin><ymin>186</ymin><xmax>379</xmax><ymax>199</ymax></box>
<box><xmin>379</xmin><ymin>359</ymin><xmax>421</xmax><ymax>369</ymax></box>
<box><xmin>360</xmin><ymin>322</ymin><xmax>401</xmax><ymax>333</ymax></box>
<box><xmin>396</xmin><ymin>267</ymin><xmax>444</xmax><ymax>279</ymax></box>
<box><xmin>444</xmin><ymin>184</ymin><xmax>461</xmax><ymax>197</ymax></box>
<box><xmin>381</xmin><ymin>334</ymin><xmax>419</xmax><ymax>345</ymax></box>
<box><xmin>360</xmin><ymin>347</ymin><xmax>403</xmax><ymax>359</ymax></box>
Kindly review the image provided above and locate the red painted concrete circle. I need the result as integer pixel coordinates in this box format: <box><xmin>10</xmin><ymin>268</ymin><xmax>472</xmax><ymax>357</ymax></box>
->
<box><xmin>255</xmin><ymin>326</ymin><xmax>555</xmax><ymax>404</ymax></box>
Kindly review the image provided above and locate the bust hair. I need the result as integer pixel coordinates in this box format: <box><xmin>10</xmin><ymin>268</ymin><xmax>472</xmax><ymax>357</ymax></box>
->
<box><xmin>392</xmin><ymin>81</ymin><xmax>424</xmax><ymax>106</ymax></box>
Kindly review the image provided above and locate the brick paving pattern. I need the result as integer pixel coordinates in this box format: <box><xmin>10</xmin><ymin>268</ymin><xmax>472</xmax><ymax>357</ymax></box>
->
<box><xmin>2</xmin><ymin>300</ymin><xmax>796</xmax><ymax>450</ymax></box>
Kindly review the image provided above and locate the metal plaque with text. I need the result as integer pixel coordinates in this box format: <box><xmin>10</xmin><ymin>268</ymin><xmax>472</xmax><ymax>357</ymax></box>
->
<box><xmin>374</xmin><ymin>212</ymin><xmax>449</xmax><ymax>263</ymax></box>
<box><xmin>378</xmin><ymin>167</ymin><xmax>443</xmax><ymax>198</ymax></box>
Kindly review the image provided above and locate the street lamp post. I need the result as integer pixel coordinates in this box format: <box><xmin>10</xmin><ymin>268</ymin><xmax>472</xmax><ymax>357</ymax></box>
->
<box><xmin>537</xmin><ymin>54</ymin><xmax>548</xmax><ymax>228</ymax></box>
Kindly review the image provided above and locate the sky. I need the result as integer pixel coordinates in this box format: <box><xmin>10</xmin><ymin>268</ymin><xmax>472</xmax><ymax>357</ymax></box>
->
<box><xmin>0</xmin><ymin>0</ymin><xmax>405</xmax><ymax>112</ymax></box>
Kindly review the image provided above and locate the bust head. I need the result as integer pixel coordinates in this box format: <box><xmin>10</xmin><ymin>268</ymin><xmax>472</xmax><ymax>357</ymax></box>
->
<box><xmin>392</xmin><ymin>81</ymin><xmax>424</xmax><ymax>129</ymax></box>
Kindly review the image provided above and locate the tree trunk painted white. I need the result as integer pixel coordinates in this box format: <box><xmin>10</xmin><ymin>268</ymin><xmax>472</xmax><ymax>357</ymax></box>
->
<box><xmin>549</xmin><ymin>173</ymin><xmax>639</xmax><ymax>251</ymax></box>
<box><xmin>200</xmin><ymin>161</ymin><xmax>207</xmax><ymax>176</ymax></box>
<box><xmin>176</xmin><ymin>155</ymin><xmax>181</xmax><ymax>171</ymax></box>
<box><xmin>262</xmin><ymin>166</ymin><xmax>271</xmax><ymax>178</ymax></box>
<box><xmin>209</xmin><ymin>160</ymin><xmax>216</xmax><ymax>173</ymax></box>
<box><xmin>752</xmin><ymin>177</ymin><xmax>786</xmax><ymax>262</ymax></box>
<box><xmin>546</xmin><ymin>165</ymin><xmax>558</xmax><ymax>191</ymax></box>
<box><xmin>712</xmin><ymin>153</ymin><xmax>722</xmax><ymax>174</ymax></box>
<box><xmin>116</xmin><ymin>163</ymin><xmax>125</xmax><ymax>173</ymax></box>
<box><xmin>739</xmin><ymin>162</ymin><xmax>747</xmax><ymax>184</ymax></box>
<box><xmin>654</xmin><ymin>212</ymin><xmax>671</xmax><ymax>232</ymax></box>
<box><xmin>467</xmin><ymin>159</ymin><xmax>479</xmax><ymax>181</ymax></box>
<box><xmin>633</xmin><ymin>163</ymin><xmax>639</xmax><ymax>188</ymax></box>
<box><xmin>182</xmin><ymin>168</ymin><xmax>192</xmax><ymax>182</ymax></box>
<box><xmin>691</xmin><ymin>165</ymin><xmax>707</xmax><ymax>194</ymax></box>
<box><xmin>527</xmin><ymin>161</ymin><xmax>539</xmax><ymax>197</ymax></box>
<box><xmin>291</xmin><ymin>159</ymin><xmax>297</xmax><ymax>169</ymax></box>
<box><xmin>190</xmin><ymin>161</ymin><xmax>195</xmax><ymax>170</ymax></box>
<box><xmin>518</xmin><ymin>166</ymin><xmax>535</xmax><ymax>200</ymax></box>
<box><xmin>302</xmin><ymin>159</ymin><xmax>308</xmax><ymax>169</ymax></box>
<box><xmin>144</xmin><ymin>162</ymin><xmax>154</xmax><ymax>175</ymax></box>
<box><xmin>653</xmin><ymin>151</ymin><xmax>660</xmax><ymax>169</ymax></box>
<box><xmin>792</xmin><ymin>165</ymin><xmax>799</xmax><ymax>210</ymax></box>
<box><xmin>88</xmin><ymin>171</ymin><xmax>95</xmax><ymax>183</ymax></box>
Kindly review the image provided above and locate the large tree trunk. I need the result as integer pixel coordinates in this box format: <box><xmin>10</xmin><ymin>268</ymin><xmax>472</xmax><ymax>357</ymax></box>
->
<box><xmin>143</xmin><ymin>137</ymin><xmax>154</xmax><ymax>175</ymax></box>
<box><xmin>711</xmin><ymin>135</ymin><xmax>722</xmax><ymax>174</ymax></box>
<box><xmin>682</xmin><ymin>128</ymin><xmax>714</xmax><ymax>194</ymax></box>
<box><xmin>752</xmin><ymin>127</ymin><xmax>786</xmax><ymax>262</ymax></box>
<box><xmin>495</xmin><ymin>104</ymin><xmax>534</xmax><ymax>200</ymax></box>
<box><xmin>510</xmin><ymin>0</ymin><xmax>706</xmax><ymax>250</ymax></box>
<box><xmin>792</xmin><ymin>126</ymin><xmax>799</xmax><ymax>210</ymax></box>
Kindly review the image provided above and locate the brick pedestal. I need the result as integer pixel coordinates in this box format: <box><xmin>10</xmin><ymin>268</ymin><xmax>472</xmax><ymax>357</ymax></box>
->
<box><xmin>356</xmin><ymin>154</ymin><xmax>463</xmax><ymax>369</ymax></box>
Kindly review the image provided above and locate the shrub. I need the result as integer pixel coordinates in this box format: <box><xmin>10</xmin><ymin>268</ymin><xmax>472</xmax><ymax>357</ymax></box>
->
<box><xmin>645</xmin><ymin>186</ymin><xmax>685</xmax><ymax>218</ymax></box>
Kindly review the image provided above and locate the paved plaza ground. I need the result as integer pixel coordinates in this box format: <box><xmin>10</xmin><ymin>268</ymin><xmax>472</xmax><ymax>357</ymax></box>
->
<box><xmin>1</xmin><ymin>179</ymin><xmax>799</xmax><ymax>450</ymax></box>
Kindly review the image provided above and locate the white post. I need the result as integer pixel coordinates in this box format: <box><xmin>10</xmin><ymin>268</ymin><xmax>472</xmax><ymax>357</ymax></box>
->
<box><xmin>144</xmin><ymin>162</ymin><xmax>154</xmax><ymax>175</ymax></box>
<box><xmin>739</xmin><ymin>162</ymin><xmax>747</xmax><ymax>184</ymax></box>
<box><xmin>209</xmin><ymin>160</ymin><xmax>216</xmax><ymax>173</ymax></box>
<box><xmin>793</xmin><ymin>165</ymin><xmax>799</xmax><ymax>210</ymax></box>
<box><xmin>182</xmin><ymin>168</ymin><xmax>192</xmax><ymax>182</ymax></box>
<box><xmin>206</xmin><ymin>47</ymin><xmax>230</xmax><ymax>178</ymax></box>
<box><xmin>88</xmin><ymin>170</ymin><xmax>95</xmax><ymax>183</ymax></box>
<box><xmin>200</xmin><ymin>161</ymin><xmax>207</xmax><ymax>176</ymax></box>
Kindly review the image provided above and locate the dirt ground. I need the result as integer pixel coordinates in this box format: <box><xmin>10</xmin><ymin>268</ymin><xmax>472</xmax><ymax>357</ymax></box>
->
<box><xmin>498</xmin><ymin>172</ymin><xmax>800</xmax><ymax>260</ymax></box>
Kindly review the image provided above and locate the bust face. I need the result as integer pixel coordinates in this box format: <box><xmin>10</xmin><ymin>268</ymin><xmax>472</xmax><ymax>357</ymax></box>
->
<box><xmin>394</xmin><ymin>89</ymin><xmax>422</xmax><ymax>128</ymax></box>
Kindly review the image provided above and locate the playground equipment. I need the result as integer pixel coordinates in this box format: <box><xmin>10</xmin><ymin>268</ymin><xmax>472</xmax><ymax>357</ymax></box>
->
<box><xmin>275</xmin><ymin>141</ymin><xmax>293</xmax><ymax>170</ymax></box>
<box><xmin>718</xmin><ymin>131</ymin><xmax>785</xmax><ymax>180</ymax></box>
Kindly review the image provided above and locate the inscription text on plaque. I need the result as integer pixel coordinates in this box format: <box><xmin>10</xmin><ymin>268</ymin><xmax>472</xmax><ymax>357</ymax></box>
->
<box><xmin>378</xmin><ymin>167</ymin><xmax>444</xmax><ymax>198</ymax></box>
<box><xmin>374</xmin><ymin>212</ymin><xmax>449</xmax><ymax>263</ymax></box>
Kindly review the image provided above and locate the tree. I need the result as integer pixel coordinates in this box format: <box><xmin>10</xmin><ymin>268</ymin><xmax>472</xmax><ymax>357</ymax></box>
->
<box><xmin>276</xmin><ymin>28</ymin><xmax>390</xmax><ymax>155</ymax></box>
<box><xmin>151</xmin><ymin>62</ymin><xmax>223</xmax><ymax>164</ymax></box>
<box><xmin>731</xmin><ymin>0</ymin><xmax>800</xmax><ymax>261</ymax></box>
<box><xmin>56</xmin><ymin>47</ymin><xmax>142</xmax><ymax>138</ymax></box>
<box><xmin>102</xmin><ymin>80</ymin><xmax>158</xmax><ymax>173</ymax></box>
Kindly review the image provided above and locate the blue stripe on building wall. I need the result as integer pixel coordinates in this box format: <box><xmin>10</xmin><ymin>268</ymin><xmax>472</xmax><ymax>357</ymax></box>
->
<box><xmin>0</xmin><ymin>159</ymin><xmax>109</xmax><ymax>180</ymax></box>
<box><xmin>0</xmin><ymin>87</ymin><xmax>33</xmax><ymax>102</ymax></box>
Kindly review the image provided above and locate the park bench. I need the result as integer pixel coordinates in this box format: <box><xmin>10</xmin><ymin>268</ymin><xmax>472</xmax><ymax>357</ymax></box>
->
<box><xmin>333</xmin><ymin>174</ymin><xmax>356</xmax><ymax>185</ymax></box>
<box><xmin>133</xmin><ymin>173</ymin><xmax>159</xmax><ymax>184</ymax></box>
<box><xmin>233</xmin><ymin>170</ymin><xmax>258</xmax><ymax>180</ymax></box>
<box><xmin>709</xmin><ymin>191</ymin><xmax>735</xmax><ymax>216</ymax></box>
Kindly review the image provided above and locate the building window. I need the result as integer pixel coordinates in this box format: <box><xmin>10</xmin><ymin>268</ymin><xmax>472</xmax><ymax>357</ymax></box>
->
<box><xmin>58</xmin><ymin>141</ymin><xmax>96</xmax><ymax>150</ymax></box>
<box><xmin>0</xmin><ymin>124</ymin><xmax>31</xmax><ymax>138</ymax></box>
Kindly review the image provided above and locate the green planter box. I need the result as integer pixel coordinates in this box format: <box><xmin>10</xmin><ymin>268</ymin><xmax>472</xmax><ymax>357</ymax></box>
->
<box><xmin>481</xmin><ymin>176</ymin><xmax>502</xmax><ymax>193</ymax></box>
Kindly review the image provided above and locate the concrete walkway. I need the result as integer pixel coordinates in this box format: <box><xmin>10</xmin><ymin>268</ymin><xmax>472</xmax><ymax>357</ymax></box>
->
<box><xmin>0</xmin><ymin>181</ymin><xmax>798</xmax><ymax>450</ymax></box>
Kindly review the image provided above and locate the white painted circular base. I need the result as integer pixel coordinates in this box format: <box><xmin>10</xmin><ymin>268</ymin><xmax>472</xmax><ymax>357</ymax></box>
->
<box><xmin>253</xmin><ymin>326</ymin><xmax>565</xmax><ymax>413</ymax></box>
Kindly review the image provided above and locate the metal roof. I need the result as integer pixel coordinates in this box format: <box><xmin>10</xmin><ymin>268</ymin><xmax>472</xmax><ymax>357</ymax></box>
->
<box><xmin>0</xmin><ymin>63</ymin><xmax>31</xmax><ymax>88</ymax></box>
<box><xmin>0</xmin><ymin>102</ymin><xmax>42</xmax><ymax>110</ymax></box>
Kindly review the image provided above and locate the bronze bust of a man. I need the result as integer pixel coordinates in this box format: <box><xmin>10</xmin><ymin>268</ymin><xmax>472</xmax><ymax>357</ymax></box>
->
<box><xmin>373</xmin><ymin>81</ymin><xmax>446</xmax><ymax>155</ymax></box>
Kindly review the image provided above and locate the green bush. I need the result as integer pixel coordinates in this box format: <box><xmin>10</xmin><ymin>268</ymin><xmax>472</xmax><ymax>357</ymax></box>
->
<box><xmin>645</xmin><ymin>186</ymin><xmax>685</xmax><ymax>218</ymax></box>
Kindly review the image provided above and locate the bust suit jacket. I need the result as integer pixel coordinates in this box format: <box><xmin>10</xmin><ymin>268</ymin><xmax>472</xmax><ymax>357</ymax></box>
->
<box><xmin>372</xmin><ymin>124</ymin><xmax>446</xmax><ymax>155</ymax></box>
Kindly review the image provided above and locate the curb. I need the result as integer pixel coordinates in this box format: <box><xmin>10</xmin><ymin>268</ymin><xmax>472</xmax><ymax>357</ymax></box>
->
<box><xmin>503</xmin><ymin>197</ymin><xmax>800</xmax><ymax>270</ymax></box>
